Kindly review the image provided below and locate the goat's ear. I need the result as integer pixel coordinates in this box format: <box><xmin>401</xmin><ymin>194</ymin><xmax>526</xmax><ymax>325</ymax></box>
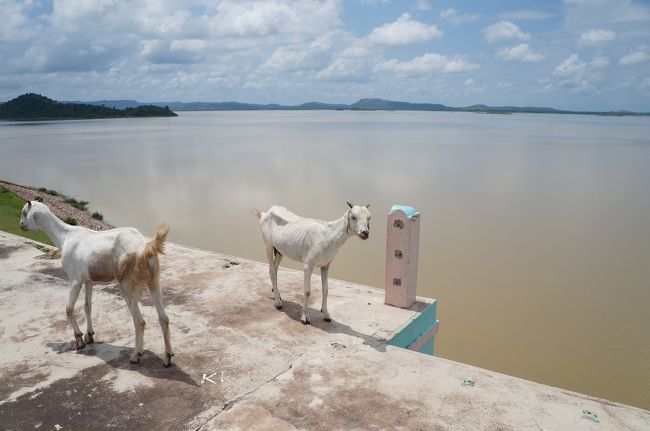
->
<box><xmin>26</xmin><ymin>200</ymin><xmax>32</xmax><ymax>209</ymax></box>
<box><xmin>365</xmin><ymin>203</ymin><xmax>370</xmax><ymax>209</ymax></box>
<box><xmin>346</xmin><ymin>201</ymin><xmax>353</xmax><ymax>209</ymax></box>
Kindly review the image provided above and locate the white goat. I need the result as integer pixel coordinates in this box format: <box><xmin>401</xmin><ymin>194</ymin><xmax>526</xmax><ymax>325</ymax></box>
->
<box><xmin>20</xmin><ymin>201</ymin><xmax>174</xmax><ymax>367</ymax></box>
<box><xmin>254</xmin><ymin>202</ymin><xmax>371</xmax><ymax>324</ymax></box>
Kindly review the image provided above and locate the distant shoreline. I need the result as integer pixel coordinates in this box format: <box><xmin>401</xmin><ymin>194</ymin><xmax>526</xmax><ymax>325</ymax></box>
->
<box><xmin>60</xmin><ymin>97</ymin><xmax>650</xmax><ymax>117</ymax></box>
<box><xmin>2</xmin><ymin>94</ymin><xmax>649</xmax><ymax>119</ymax></box>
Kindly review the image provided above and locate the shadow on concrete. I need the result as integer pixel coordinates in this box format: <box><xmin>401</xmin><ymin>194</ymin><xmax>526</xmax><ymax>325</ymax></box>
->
<box><xmin>276</xmin><ymin>299</ymin><xmax>387</xmax><ymax>352</ymax></box>
<box><xmin>46</xmin><ymin>341</ymin><xmax>200</xmax><ymax>387</ymax></box>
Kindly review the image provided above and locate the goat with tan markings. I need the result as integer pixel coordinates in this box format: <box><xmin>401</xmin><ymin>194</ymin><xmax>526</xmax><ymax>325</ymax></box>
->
<box><xmin>20</xmin><ymin>201</ymin><xmax>174</xmax><ymax>367</ymax></box>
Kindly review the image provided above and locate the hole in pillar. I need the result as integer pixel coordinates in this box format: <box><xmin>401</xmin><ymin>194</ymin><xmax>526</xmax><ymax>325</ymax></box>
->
<box><xmin>394</xmin><ymin>249</ymin><xmax>403</xmax><ymax>258</ymax></box>
<box><xmin>393</xmin><ymin>220</ymin><xmax>404</xmax><ymax>229</ymax></box>
<box><xmin>393</xmin><ymin>278</ymin><xmax>401</xmax><ymax>286</ymax></box>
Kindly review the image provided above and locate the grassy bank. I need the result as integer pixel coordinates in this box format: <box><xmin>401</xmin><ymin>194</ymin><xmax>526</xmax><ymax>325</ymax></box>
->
<box><xmin>0</xmin><ymin>186</ymin><xmax>52</xmax><ymax>245</ymax></box>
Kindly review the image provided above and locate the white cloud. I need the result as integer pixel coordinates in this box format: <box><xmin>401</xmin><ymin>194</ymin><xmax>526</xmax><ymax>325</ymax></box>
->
<box><xmin>141</xmin><ymin>40</ymin><xmax>202</xmax><ymax>64</ymax></box>
<box><xmin>315</xmin><ymin>58</ymin><xmax>366</xmax><ymax>82</ymax></box>
<box><xmin>367</xmin><ymin>13</ymin><xmax>442</xmax><ymax>46</ymax></box>
<box><xmin>590</xmin><ymin>55</ymin><xmax>610</xmax><ymax>68</ymax></box>
<box><xmin>497</xmin><ymin>44</ymin><xmax>545</xmax><ymax>62</ymax></box>
<box><xmin>579</xmin><ymin>29</ymin><xmax>616</xmax><ymax>46</ymax></box>
<box><xmin>375</xmin><ymin>53</ymin><xmax>479</xmax><ymax>75</ymax></box>
<box><xmin>547</xmin><ymin>52</ymin><xmax>616</xmax><ymax>93</ymax></box>
<box><xmin>211</xmin><ymin>0</ymin><xmax>341</xmax><ymax>38</ymax></box>
<box><xmin>554</xmin><ymin>54</ymin><xmax>586</xmax><ymax>77</ymax></box>
<box><xmin>256</xmin><ymin>31</ymin><xmax>350</xmax><ymax>74</ymax></box>
<box><xmin>550</xmin><ymin>53</ymin><xmax>594</xmax><ymax>91</ymax></box>
<box><xmin>316</xmin><ymin>43</ymin><xmax>375</xmax><ymax>81</ymax></box>
<box><xmin>464</xmin><ymin>78</ymin><xmax>475</xmax><ymax>85</ymax></box>
<box><xmin>439</xmin><ymin>9</ymin><xmax>479</xmax><ymax>26</ymax></box>
<box><xmin>0</xmin><ymin>0</ymin><xmax>38</xmax><ymax>42</ymax></box>
<box><xmin>619</xmin><ymin>50</ymin><xmax>650</xmax><ymax>66</ymax></box>
<box><xmin>483</xmin><ymin>21</ymin><xmax>531</xmax><ymax>44</ymax></box>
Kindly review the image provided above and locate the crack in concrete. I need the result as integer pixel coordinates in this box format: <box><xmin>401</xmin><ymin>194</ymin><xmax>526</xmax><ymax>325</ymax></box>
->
<box><xmin>194</xmin><ymin>351</ymin><xmax>305</xmax><ymax>430</ymax></box>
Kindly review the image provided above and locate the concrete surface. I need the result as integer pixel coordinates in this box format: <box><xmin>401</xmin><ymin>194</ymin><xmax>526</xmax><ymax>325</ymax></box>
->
<box><xmin>1</xmin><ymin>230</ymin><xmax>648</xmax><ymax>430</ymax></box>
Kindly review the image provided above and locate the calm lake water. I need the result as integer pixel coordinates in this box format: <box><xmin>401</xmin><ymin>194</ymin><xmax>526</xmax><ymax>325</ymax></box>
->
<box><xmin>1</xmin><ymin>111</ymin><xmax>649</xmax><ymax>409</ymax></box>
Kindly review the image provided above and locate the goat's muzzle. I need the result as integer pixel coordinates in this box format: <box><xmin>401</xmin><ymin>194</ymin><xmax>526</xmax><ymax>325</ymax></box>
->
<box><xmin>360</xmin><ymin>230</ymin><xmax>369</xmax><ymax>240</ymax></box>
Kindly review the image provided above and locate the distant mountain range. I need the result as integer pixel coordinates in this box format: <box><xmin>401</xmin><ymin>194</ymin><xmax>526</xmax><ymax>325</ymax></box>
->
<box><xmin>3</xmin><ymin>94</ymin><xmax>648</xmax><ymax>118</ymax></box>
<box><xmin>0</xmin><ymin>94</ymin><xmax>177</xmax><ymax>121</ymax></box>
<box><xmin>65</xmin><ymin>97</ymin><xmax>649</xmax><ymax>116</ymax></box>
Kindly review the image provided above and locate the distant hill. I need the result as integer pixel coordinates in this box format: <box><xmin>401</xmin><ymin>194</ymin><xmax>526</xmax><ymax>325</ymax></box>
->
<box><xmin>152</xmin><ymin>98</ymin><xmax>648</xmax><ymax>116</ymax></box>
<box><xmin>349</xmin><ymin>98</ymin><xmax>455</xmax><ymax>111</ymax></box>
<box><xmin>0</xmin><ymin>94</ymin><xmax>177</xmax><ymax>120</ymax></box>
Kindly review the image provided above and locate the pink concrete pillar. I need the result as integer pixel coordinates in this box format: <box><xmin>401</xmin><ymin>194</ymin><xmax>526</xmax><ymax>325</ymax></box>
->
<box><xmin>385</xmin><ymin>205</ymin><xmax>420</xmax><ymax>308</ymax></box>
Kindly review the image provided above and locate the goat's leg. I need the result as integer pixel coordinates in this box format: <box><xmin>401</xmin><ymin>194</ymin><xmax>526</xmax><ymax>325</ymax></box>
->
<box><xmin>320</xmin><ymin>265</ymin><xmax>332</xmax><ymax>322</ymax></box>
<box><xmin>301</xmin><ymin>264</ymin><xmax>313</xmax><ymax>324</ymax></box>
<box><xmin>66</xmin><ymin>280</ymin><xmax>86</xmax><ymax>350</ymax></box>
<box><xmin>149</xmin><ymin>281</ymin><xmax>174</xmax><ymax>367</ymax></box>
<box><xmin>125</xmin><ymin>293</ymin><xmax>146</xmax><ymax>364</ymax></box>
<box><xmin>83</xmin><ymin>281</ymin><xmax>95</xmax><ymax>344</ymax></box>
<box><xmin>271</xmin><ymin>249</ymin><xmax>284</xmax><ymax>309</ymax></box>
<box><xmin>266</xmin><ymin>246</ymin><xmax>275</xmax><ymax>293</ymax></box>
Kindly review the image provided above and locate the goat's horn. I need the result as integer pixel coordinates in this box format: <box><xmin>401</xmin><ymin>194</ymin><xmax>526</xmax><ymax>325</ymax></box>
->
<box><xmin>365</xmin><ymin>203</ymin><xmax>370</xmax><ymax>208</ymax></box>
<box><xmin>26</xmin><ymin>200</ymin><xmax>32</xmax><ymax>208</ymax></box>
<box><xmin>346</xmin><ymin>201</ymin><xmax>353</xmax><ymax>209</ymax></box>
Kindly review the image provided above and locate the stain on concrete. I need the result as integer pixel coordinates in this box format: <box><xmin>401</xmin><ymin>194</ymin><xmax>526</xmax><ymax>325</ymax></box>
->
<box><xmin>0</xmin><ymin>244</ymin><xmax>23</xmax><ymax>259</ymax></box>
<box><xmin>0</xmin><ymin>363</ymin><xmax>206</xmax><ymax>431</ymax></box>
<box><xmin>249</xmin><ymin>366</ymin><xmax>438</xmax><ymax>431</ymax></box>
<box><xmin>36</xmin><ymin>266</ymin><xmax>68</xmax><ymax>280</ymax></box>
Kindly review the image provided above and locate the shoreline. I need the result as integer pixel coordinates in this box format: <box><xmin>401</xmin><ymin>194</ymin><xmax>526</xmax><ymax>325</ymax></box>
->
<box><xmin>0</xmin><ymin>180</ymin><xmax>113</xmax><ymax>231</ymax></box>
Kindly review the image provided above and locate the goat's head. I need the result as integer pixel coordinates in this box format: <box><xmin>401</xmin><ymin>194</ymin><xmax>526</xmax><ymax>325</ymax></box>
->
<box><xmin>20</xmin><ymin>201</ymin><xmax>38</xmax><ymax>231</ymax></box>
<box><xmin>346</xmin><ymin>201</ymin><xmax>371</xmax><ymax>240</ymax></box>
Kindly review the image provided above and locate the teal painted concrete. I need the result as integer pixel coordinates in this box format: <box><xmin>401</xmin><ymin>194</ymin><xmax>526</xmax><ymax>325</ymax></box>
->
<box><xmin>389</xmin><ymin>204</ymin><xmax>420</xmax><ymax>219</ymax></box>
<box><xmin>389</xmin><ymin>300</ymin><xmax>438</xmax><ymax>355</ymax></box>
<box><xmin>420</xmin><ymin>337</ymin><xmax>435</xmax><ymax>355</ymax></box>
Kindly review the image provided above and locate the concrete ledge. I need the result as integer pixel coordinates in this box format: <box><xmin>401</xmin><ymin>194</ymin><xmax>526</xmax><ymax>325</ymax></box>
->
<box><xmin>1</xmin><ymin>231</ymin><xmax>648</xmax><ymax>430</ymax></box>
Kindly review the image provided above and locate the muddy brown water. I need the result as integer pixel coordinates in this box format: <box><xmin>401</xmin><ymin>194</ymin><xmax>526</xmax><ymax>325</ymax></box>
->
<box><xmin>1</xmin><ymin>111</ymin><xmax>649</xmax><ymax>409</ymax></box>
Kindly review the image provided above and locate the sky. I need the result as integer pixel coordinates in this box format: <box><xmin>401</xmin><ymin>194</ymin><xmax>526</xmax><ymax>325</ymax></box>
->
<box><xmin>1</xmin><ymin>0</ymin><xmax>650</xmax><ymax>111</ymax></box>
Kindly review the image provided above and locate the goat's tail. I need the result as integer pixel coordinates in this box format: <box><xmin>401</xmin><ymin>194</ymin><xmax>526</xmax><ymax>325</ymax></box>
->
<box><xmin>143</xmin><ymin>224</ymin><xmax>169</xmax><ymax>258</ymax></box>
<box><xmin>119</xmin><ymin>225</ymin><xmax>169</xmax><ymax>285</ymax></box>
<box><xmin>251</xmin><ymin>208</ymin><xmax>263</xmax><ymax>220</ymax></box>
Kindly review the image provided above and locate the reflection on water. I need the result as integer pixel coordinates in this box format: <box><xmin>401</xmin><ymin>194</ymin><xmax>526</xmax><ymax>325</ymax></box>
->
<box><xmin>1</xmin><ymin>111</ymin><xmax>649</xmax><ymax>409</ymax></box>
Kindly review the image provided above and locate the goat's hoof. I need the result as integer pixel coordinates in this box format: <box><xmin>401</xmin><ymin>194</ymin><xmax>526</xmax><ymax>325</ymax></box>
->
<box><xmin>301</xmin><ymin>316</ymin><xmax>310</xmax><ymax>325</ymax></box>
<box><xmin>163</xmin><ymin>352</ymin><xmax>174</xmax><ymax>367</ymax></box>
<box><xmin>274</xmin><ymin>302</ymin><xmax>283</xmax><ymax>309</ymax></box>
<box><xmin>84</xmin><ymin>332</ymin><xmax>95</xmax><ymax>344</ymax></box>
<box><xmin>74</xmin><ymin>334</ymin><xmax>86</xmax><ymax>350</ymax></box>
<box><xmin>321</xmin><ymin>309</ymin><xmax>332</xmax><ymax>322</ymax></box>
<box><xmin>130</xmin><ymin>352</ymin><xmax>143</xmax><ymax>364</ymax></box>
